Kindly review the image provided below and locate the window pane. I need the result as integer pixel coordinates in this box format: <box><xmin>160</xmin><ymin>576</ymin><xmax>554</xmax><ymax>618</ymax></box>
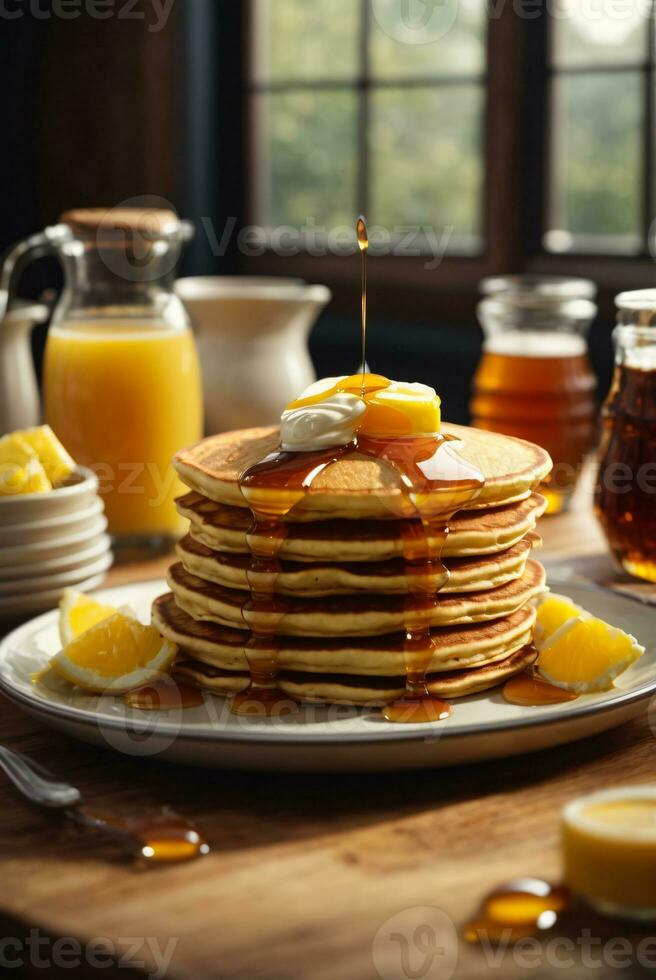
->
<box><xmin>551</xmin><ymin>0</ymin><xmax>649</xmax><ymax>67</ymax></box>
<box><xmin>252</xmin><ymin>0</ymin><xmax>360</xmax><ymax>82</ymax></box>
<box><xmin>252</xmin><ymin>91</ymin><xmax>358</xmax><ymax>228</ymax></box>
<box><xmin>547</xmin><ymin>72</ymin><xmax>643</xmax><ymax>251</ymax></box>
<box><xmin>369</xmin><ymin>85</ymin><xmax>484</xmax><ymax>248</ymax></box>
<box><xmin>369</xmin><ymin>0</ymin><xmax>486</xmax><ymax>79</ymax></box>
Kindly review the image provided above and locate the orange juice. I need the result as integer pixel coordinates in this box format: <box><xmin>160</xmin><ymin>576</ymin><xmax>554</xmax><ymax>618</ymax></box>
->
<box><xmin>44</xmin><ymin>321</ymin><xmax>203</xmax><ymax>538</ymax></box>
<box><xmin>563</xmin><ymin>787</ymin><xmax>656</xmax><ymax>919</ymax></box>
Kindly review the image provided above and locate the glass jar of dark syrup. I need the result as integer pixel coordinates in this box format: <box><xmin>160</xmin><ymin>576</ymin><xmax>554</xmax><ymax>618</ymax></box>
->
<box><xmin>595</xmin><ymin>290</ymin><xmax>656</xmax><ymax>583</ymax></box>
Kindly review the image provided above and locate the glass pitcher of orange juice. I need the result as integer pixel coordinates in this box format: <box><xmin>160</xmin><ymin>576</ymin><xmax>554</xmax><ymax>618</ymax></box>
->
<box><xmin>1</xmin><ymin>206</ymin><xmax>203</xmax><ymax>547</ymax></box>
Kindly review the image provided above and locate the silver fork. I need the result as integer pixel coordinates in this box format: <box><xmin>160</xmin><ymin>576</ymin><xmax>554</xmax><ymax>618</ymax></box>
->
<box><xmin>0</xmin><ymin>746</ymin><xmax>81</xmax><ymax>808</ymax></box>
<box><xmin>0</xmin><ymin>745</ymin><xmax>209</xmax><ymax>863</ymax></box>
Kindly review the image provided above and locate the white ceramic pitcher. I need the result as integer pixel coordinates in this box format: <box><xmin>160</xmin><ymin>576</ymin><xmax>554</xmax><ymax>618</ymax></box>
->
<box><xmin>0</xmin><ymin>301</ymin><xmax>50</xmax><ymax>435</ymax></box>
<box><xmin>175</xmin><ymin>277</ymin><xmax>331</xmax><ymax>432</ymax></box>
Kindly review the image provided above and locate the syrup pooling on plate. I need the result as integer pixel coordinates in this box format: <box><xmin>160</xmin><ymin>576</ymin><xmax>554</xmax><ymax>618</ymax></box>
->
<box><xmin>123</xmin><ymin>676</ymin><xmax>205</xmax><ymax>710</ymax></box>
<box><xmin>503</xmin><ymin>667</ymin><xmax>579</xmax><ymax>707</ymax></box>
<box><xmin>236</xmin><ymin>216</ymin><xmax>485</xmax><ymax>722</ymax></box>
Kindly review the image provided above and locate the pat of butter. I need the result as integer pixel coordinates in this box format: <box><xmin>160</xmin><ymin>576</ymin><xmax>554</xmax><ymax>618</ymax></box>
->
<box><xmin>283</xmin><ymin>374</ymin><xmax>442</xmax><ymax>446</ymax></box>
<box><xmin>563</xmin><ymin>787</ymin><xmax>656</xmax><ymax>920</ymax></box>
<box><xmin>360</xmin><ymin>381</ymin><xmax>441</xmax><ymax>437</ymax></box>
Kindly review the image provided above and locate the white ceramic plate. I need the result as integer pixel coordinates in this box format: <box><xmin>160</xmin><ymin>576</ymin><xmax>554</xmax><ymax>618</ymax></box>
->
<box><xmin>0</xmin><ymin>579</ymin><xmax>654</xmax><ymax>772</ymax></box>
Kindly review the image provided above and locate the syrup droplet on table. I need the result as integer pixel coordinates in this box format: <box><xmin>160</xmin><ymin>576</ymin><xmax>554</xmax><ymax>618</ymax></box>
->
<box><xmin>72</xmin><ymin>806</ymin><xmax>210</xmax><ymax>864</ymax></box>
<box><xmin>503</xmin><ymin>670</ymin><xmax>579</xmax><ymax>707</ymax></box>
<box><xmin>464</xmin><ymin>878</ymin><xmax>571</xmax><ymax>944</ymax></box>
<box><xmin>123</xmin><ymin>676</ymin><xmax>205</xmax><ymax>710</ymax></box>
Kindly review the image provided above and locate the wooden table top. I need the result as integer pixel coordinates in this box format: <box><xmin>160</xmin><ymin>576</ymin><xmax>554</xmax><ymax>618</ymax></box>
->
<box><xmin>0</xmin><ymin>477</ymin><xmax>654</xmax><ymax>980</ymax></box>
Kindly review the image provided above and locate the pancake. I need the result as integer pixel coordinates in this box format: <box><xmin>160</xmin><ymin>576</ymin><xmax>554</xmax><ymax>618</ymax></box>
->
<box><xmin>167</xmin><ymin>559</ymin><xmax>546</xmax><ymax>637</ymax></box>
<box><xmin>153</xmin><ymin>592</ymin><xmax>537</xmax><ymax>675</ymax></box>
<box><xmin>176</xmin><ymin>532</ymin><xmax>541</xmax><ymax>597</ymax></box>
<box><xmin>174</xmin><ymin>423</ymin><xmax>552</xmax><ymax>520</ymax></box>
<box><xmin>178</xmin><ymin>491</ymin><xmax>547</xmax><ymax>562</ymax></box>
<box><xmin>174</xmin><ymin>643</ymin><xmax>538</xmax><ymax>704</ymax></box>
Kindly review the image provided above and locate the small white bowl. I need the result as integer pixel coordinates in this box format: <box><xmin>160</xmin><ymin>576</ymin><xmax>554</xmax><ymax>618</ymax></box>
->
<box><xmin>0</xmin><ymin>466</ymin><xmax>113</xmax><ymax>622</ymax></box>
<box><xmin>0</xmin><ymin>534</ymin><xmax>111</xmax><ymax>580</ymax></box>
<box><xmin>0</xmin><ymin>467</ymin><xmax>100</xmax><ymax>527</ymax></box>
<box><xmin>0</xmin><ymin>500</ymin><xmax>106</xmax><ymax>548</ymax></box>
<box><xmin>0</xmin><ymin>571</ymin><xmax>110</xmax><ymax>623</ymax></box>
<box><xmin>0</xmin><ymin>550</ymin><xmax>113</xmax><ymax>597</ymax></box>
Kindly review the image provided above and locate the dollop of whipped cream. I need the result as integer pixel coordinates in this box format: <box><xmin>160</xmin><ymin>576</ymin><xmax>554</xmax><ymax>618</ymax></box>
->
<box><xmin>281</xmin><ymin>378</ymin><xmax>366</xmax><ymax>451</ymax></box>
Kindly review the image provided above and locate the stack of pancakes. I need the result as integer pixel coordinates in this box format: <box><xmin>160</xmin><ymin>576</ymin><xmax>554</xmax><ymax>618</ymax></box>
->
<box><xmin>154</xmin><ymin>423</ymin><xmax>551</xmax><ymax>707</ymax></box>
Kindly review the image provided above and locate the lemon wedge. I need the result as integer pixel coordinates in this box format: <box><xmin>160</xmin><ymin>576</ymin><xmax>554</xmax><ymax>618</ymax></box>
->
<box><xmin>59</xmin><ymin>589</ymin><xmax>119</xmax><ymax>646</ymax></box>
<box><xmin>536</xmin><ymin>604</ymin><xmax>644</xmax><ymax>694</ymax></box>
<box><xmin>14</xmin><ymin>425</ymin><xmax>75</xmax><ymax>485</ymax></box>
<box><xmin>0</xmin><ymin>434</ymin><xmax>51</xmax><ymax>495</ymax></box>
<box><xmin>535</xmin><ymin>593</ymin><xmax>584</xmax><ymax>645</ymax></box>
<box><xmin>50</xmin><ymin>612</ymin><xmax>178</xmax><ymax>693</ymax></box>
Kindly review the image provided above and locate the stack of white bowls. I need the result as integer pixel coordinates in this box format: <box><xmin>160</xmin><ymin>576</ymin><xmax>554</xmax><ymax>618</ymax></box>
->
<box><xmin>0</xmin><ymin>469</ymin><xmax>112</xmax><ymax>624</ymax></box>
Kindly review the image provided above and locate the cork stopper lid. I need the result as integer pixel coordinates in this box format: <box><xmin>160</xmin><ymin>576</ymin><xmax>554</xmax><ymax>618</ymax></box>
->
<box><xmin>59</xmin><ymin>207</ymin><xmax>181</xmax><ymax>237</ymax></box>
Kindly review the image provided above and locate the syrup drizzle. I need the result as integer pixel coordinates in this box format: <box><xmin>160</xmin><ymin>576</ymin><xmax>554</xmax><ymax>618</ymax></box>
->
<box><xmin>234</xmin><ymin>218</ymin><xmax>485</xmax><ymax>722</ymax></box>
<box><xmin>357</xmin><ymin>215</ymin><xmax>368</xmax><ymax>395</ymax></box>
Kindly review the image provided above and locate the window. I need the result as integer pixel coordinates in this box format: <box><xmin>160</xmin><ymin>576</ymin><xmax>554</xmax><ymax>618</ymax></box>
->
<box><xmin>545</xmin><ymin>0</ymin><xmax>652</xmax><ymax>255</ymax></box>
<box><xmin>248</xmin><ymin>0</ymin><xmax>488</xmax><ymax>255</ymax></box>
<box><xmin>240</xmin><ymin>0</ymin><xmax>655</xmax><ymax>297</ymax></box>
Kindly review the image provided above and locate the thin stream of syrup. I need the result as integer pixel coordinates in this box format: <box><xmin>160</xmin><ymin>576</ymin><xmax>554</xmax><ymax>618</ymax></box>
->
<box><xmin>234</xmin><ymin>217</ymin><xmax>485</xmax><ymax>722</ymax></box>
<box><xmin>357</xmin><ymin>215</ymin><xmax>368</xmax><ymax>396</ymax></box>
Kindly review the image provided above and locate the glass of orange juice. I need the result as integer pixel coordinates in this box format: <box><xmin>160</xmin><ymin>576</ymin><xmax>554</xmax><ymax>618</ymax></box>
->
<box><xmin>43</xmin><ymin>207</ymin><xmax>203</xmax><ymax>549</ymax></box>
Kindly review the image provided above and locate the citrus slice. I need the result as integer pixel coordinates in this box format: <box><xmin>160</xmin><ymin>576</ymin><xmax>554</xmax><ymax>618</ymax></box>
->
<box><xmin>534</xmin><ymin>592</ymin><xmax>584</xmax><ymax>645</ymax></box>
<box><xmin>0</xmin><ymin>432</ymin><xmax>51</xmax><ymax>494</ymax></box>
<box><xmin>50</xmin><ymin>612</ymin><xmax>178</xmax><ymax>693</ymax></box>
<box><xmin>537</xmin><ymin>616</ymin><xmax>644</xmax><ymax>693</ymax></box>
<box><xmin>14</xmin><ymin>425</ymin><xmax>75</xmax><ymax>485</ymax></box>
<box><xmin>0</xmin><ymin>434</ymin><xmax>51</xmax><ymax>495</ymax></box>
<box><xmin>59</xmin><ymin>589</ymin><xmax>120</xmax><ymax>646</ymax></box>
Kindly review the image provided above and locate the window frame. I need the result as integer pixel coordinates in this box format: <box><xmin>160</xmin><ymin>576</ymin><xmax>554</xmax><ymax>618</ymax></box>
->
<box><xmin>238</xmin><ymin>3</ymin><xmax>656</xmax><ymax>316</ymax></box>
<box><xmin>540</xmin><ymin>2</ymin><xmax>655</xmax><ymax>260</ymax></box>
<box><xmin>239</xmin><ymin>1</ymin><xmax>525</xmax><ymax>310</ymax></box>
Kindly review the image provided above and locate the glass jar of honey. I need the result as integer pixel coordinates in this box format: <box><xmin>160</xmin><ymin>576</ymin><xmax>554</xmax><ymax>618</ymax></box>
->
<box><xmin>595</xmin><ymin>290</ymin><xmax>656</xmax><ymax>582</ymax></box>
<box><xmin>471</xmin><ymin>276</ymin><xmax>598</xmax><ymax>515</ymax></box>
